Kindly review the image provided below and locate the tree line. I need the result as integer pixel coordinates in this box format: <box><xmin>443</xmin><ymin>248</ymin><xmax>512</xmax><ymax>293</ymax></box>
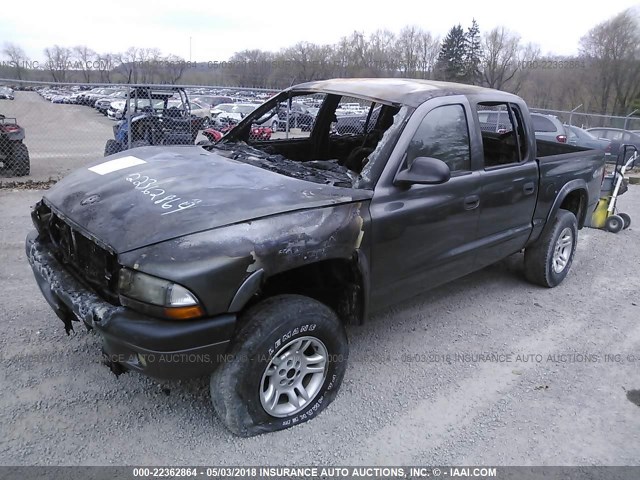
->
<box><xmin>1</xmin><ymin>8</ymin><xmax>638</xmax><ymax>115</ymax></box>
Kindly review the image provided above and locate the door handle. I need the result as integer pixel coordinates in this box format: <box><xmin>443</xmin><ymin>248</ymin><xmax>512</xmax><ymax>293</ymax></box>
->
<box><xmin>464</xmin><ymin>195</ymin><xmax>480</xmax><ymax>210</ymax></box>
<box><xmin>523</xmin><ymin>182</ymin><xmax>535</xmax><ymax>195</ymax></box>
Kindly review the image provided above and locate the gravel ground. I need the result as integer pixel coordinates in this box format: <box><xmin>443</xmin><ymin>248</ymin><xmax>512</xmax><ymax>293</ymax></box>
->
<box><xmin>0</xmin><ymin>186</ymin><xmax>639</xmax><ymax>466</ymax></box>
<box><xmin>0</xmin><ymin>92</ymin><xmax>113</xmax><ymax>183</ymax></box>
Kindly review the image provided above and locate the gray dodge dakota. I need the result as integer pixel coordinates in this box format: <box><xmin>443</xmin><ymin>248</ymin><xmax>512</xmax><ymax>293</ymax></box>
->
<box><xmin>26</xmin><ymin>78</ymin><xmax>605</xmax><ymax>436</ymax></box>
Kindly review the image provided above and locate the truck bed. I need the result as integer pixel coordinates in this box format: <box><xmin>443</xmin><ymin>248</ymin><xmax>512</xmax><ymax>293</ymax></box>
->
<box><xmin>529</xmin><ymin>140</ymin><xmax>606</xmax><ymax>242</ymax></box>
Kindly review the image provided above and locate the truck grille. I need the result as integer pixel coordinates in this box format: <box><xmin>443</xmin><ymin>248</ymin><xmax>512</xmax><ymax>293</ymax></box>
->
<box><xmin>46</xmin><ymin>211</ymin><xmax>120</xmax><ymax>304</ymax></box>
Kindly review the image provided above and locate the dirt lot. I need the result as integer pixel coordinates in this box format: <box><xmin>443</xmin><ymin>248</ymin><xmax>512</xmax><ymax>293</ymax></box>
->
<box><xmin>0</xmin><ymin>92</ymin><xmax>113</xmax><ymax>183</ymax></box>
<box><xmin>0</xmin><ymin>186</ymin><xmax>639</xmax><ymax>466</ymax></box>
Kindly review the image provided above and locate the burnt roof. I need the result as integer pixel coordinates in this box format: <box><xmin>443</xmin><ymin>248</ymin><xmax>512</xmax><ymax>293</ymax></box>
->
<box><xmin>289</xmin><ymin>78</ymin><xmax>518</xmax><ymax>108</ymax></box>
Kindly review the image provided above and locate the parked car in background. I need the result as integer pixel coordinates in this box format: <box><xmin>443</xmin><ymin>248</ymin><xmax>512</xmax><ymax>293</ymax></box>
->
<box><xmin>210</xmin><ymin>103</ymin><xmax>260</xmax><ymax>129</ymax></box>
<box><xmin>478</xmin><ymin>110</ymin><xmax>568</xmax><ymax>143</ymax></box>
<box><xmin>108</xmin><ymin>99</ymin><xmax>161</xmax><ymax>120</ymax></box>
<box><xmin>187</xmin><ymin>101</ymin><xmax>211</xmax><ymax>120</ymax></box>
<box><xmin>334</xmin><ymin>106</ymin><xmax>381</xmax><ymax>135</ymax></box>
<box><xmin>95</xmin><ymin>91</ymin><xmax>128</xmax><ymax>115</ymax></box>
<box><xmin>0</xmin><ymin>87</ymin><xmax>15</xmax><ymax>100</ymax></box>
<box><xmin>586</xmin><ymin>127</ymin><xmax>640</xmax><ymax>163</ymax></box>
<box><xmin>192</xmin><ymin>95</ymin><xmax>234</xmax><ymax>109</ymax></box>
<box><xmin>565</xmin><ymin>125</ymin><xmax>611</xmax><ymax>153</ymax></box>
<box><xmin>270</xmin><ymin>102</ymin><xmax>316</xmax><ymax>132</ymax></box>
<box><xmin>77</xmin><ymin>88</ymin><xmax>118</xmax><ymax>106</ymax></box>
<box><xmin>51</xmin><ymin>92</ymin><xmax>74</xmax><ymax>104</ymax></box>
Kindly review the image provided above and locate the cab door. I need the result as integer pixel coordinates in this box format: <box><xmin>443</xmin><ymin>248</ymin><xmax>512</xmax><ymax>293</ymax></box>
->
<box><xmin>474</xmin><ymin>102</ymin><xmax>538</xmax><ymax>268</ymax></box>
<box><xmin>369</xmin><ymin>98</ymin><xmax>482</xmax><ymax>312</ymax></box>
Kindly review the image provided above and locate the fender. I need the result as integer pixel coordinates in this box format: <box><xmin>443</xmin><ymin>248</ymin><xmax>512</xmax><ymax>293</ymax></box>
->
<box><xmin>354</xmin><ymin>249</ymin><xmax>371</xmax><ymax>325</ymax></box>
<box><xmin>228</xmin><ymin>269</ymin><xmax>264</xmax><ymax>313</ymax></box>
<box><xmin>227</xmin><ymin>250</ymin><xmax>371</xmax><ymax>324</ymax></box>
<box><xmin>539</xmin><ymin>179</ymin><xmax>588</xmax><ymax>240</ymax></box>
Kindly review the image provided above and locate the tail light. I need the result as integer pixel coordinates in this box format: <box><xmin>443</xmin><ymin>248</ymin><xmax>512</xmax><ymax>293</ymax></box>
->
<box><xmin>556</xmin><ymin>135</ymin><xmax>567</xmax><ymax>143</ymax></box>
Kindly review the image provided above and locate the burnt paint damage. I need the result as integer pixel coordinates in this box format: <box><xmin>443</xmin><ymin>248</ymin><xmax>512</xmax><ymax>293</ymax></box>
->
<box><xmin>213</xmin><ymin>143</ymin><xmax>358</xmax><ymax>187</ymax></box>
<box><xmin>41</xmin><ymin>145</ymin><xmax>371</xmax><ymax>253</ymax></box>
<box><xmin>26</xmin><ymin>230</ymin><xmax>125</xmax><ymax>334</ymax></box>
<box><xmin>287</xmin><ymin>78</ymin><xmax>509</xmax><ymax>108</ymax></box>
<box><xmin>118</xmin><ymin>201</ymin><xmax>369</xmax><ymax>317</ymax></box>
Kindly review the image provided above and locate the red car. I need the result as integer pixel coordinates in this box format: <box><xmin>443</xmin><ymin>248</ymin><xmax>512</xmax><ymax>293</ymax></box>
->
<box><xmin>202</xmin><ymin>124</ymin><xmax>272</xmax><ymax>143</ymax></box>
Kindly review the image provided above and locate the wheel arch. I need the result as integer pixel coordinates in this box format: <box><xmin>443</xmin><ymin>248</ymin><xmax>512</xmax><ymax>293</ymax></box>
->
<box><xmin>544</xmin><ymin>181</ymin><xmax>589</xmax><ymax>234</ymax></box>
<box><xmin>229</xmin><ymin>252</ymin><xmax>370</xmax><ymax>327</ymax></box>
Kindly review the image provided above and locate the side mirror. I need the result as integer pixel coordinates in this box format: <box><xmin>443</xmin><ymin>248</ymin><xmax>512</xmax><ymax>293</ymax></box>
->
<box><xmin>395</xmin><ymin>156</ymin><xmax>451</xmax><ymax>186</ymax></box>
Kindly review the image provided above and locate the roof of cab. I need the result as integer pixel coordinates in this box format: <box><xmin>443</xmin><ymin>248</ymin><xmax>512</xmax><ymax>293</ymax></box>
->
<box><xmin>288</xmin><ymin>78</ymin><xmax>519</xmax><ymax>108</ymax></box>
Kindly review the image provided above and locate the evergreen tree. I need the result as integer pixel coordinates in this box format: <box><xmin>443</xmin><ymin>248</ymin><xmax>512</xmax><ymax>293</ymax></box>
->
<box><xmin>435</xmin><ymin>24</ymin><xmax>467</xmax><ymax>82</ymax></box>
<box><xmin>463</xmin><ymin>19</ymin><xmax>483</xmax><ymax>85</ymax></box>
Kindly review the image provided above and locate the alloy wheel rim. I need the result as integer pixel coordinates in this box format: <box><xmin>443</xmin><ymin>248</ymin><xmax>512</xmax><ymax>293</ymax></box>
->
<box><xmin>260</xmin><ymin>336</ymin><xmax>328</xmax><ymax>418</ymax></box>
<box><xmin>552</xmin><ymin>227</ymin><xmax>573</xmax><ymax>273</ymax></box>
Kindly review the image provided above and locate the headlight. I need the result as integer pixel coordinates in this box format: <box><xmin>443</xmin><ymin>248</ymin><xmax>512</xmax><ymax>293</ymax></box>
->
<box><xmin>118</xmin><ymin>269</ymin><xmax>204</xmax><ymax>320</ymax></box>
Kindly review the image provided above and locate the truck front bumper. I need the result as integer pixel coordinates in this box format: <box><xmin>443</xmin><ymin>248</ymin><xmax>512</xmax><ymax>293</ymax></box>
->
<box><xmin>25</xmin><ymin>230</ymin><xmax>236</xmax><ymax>379</ymax></box>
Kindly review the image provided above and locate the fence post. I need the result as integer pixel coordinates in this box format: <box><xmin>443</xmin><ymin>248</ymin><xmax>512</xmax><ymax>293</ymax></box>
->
<box><xmin>568</xmin><ymin>104</ymin><xmax>582</xmax><ymax>128</ymax></box>
<box><xmin>624</xmin><ymin>110</ymin><xmax>638</xmax><ymax>131</ymax></box>
<box><xmin>126</xmin><ymin>85</ymin><xmax>132</xmax><ymax>151</ymax></box>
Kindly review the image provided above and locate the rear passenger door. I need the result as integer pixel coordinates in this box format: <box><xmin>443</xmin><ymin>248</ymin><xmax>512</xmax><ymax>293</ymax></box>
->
<box><xmin>474</xmin><ymin>103</ymin><xmax>538</xmax><ymax>268</ymax></box>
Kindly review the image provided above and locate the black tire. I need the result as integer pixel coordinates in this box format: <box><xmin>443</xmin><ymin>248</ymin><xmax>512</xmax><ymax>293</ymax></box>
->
<box><xmin>605</xmin><ymin>214</ymin><xmax>624</xmax><ymax>233</ymax></box>
<box><xmin>619</xmin><ymin>213</ymin><xmax>631</xmax><ymax>230</ymax></box>
<box><xmin>8</xmin><ymin>143</ymin><xmax>30</xmax><ymax>176</ymax></box>
<box><xmin>130</xmin><ymin>140</ymin><xmax>150</xmax><ymax>149</ymax></box>
<box><xmin>210</xmin><ymin>294</ymin><xmax>348</xmax><ymax>437</ymax></box>
<box><xmin>104</xmin><ymin>139</ymin><xmax>120</xmax><ymax>157</ymax></box>
<box><xmin>524</xmin><ymin>209</ymin><xmax>577</xmax><ymax>288</ymax></box>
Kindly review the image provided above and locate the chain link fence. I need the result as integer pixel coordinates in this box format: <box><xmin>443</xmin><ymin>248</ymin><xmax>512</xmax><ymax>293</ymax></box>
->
<box><xmin>1</xmin><ymin>78</ymin><xmax>639</xmax><ymax>183</ymax></box>
<box><xmin>529</xmin><ymin>107</ymin><xmax>640</xmax><ymax>131</ymax></box>
<box><xmin>0</xmin><ymin>79</ymin><xmax>278</xmax><ymax>182</ymax></box>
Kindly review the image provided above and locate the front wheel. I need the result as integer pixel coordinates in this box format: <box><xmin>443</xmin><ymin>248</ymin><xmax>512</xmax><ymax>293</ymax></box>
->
<box><xmin>524</xmin><ymin>209</ymin><xmax>577</xmax><ymax>287</ymax></box>
<box><xmin>210</xmin><ymin>295</ymin><xmax>348</xmax><ymax>437</ymax></box>
<box><xmin>605</xmin><ymin>214</ymin><xmax>624</xmax><ymax>233</ymax></box>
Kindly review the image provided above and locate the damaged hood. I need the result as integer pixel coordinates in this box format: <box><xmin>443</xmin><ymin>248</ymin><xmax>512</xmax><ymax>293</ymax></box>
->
<box><xmin>43</xmin><ymin>146</ymin><xmax>371</xmax><ymax>253</ymax></box>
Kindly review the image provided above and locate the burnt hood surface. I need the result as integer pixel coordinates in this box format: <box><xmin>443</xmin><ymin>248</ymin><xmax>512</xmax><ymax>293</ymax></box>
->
<box><xmin>43</xmin><ymin>146</ymin><xmax>371</xmax><ymax>253</ymax></box>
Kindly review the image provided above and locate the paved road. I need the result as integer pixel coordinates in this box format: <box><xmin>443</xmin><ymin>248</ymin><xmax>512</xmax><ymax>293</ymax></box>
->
<box><xmin>0</xmin><ymin>187</ymin><xmax>639</xmax><ymax>466</ymax></box>
<box><xmin>0</xmin><ymin>92</ymin><xmax>113</xmax><ymax>182</ymax></box>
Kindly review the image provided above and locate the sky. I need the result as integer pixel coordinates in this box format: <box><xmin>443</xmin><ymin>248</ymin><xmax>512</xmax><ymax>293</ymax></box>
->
<box><xmin>1</xmin><ymin>0</ymin><xmax>638</xmax><ymax>62</ymax></box>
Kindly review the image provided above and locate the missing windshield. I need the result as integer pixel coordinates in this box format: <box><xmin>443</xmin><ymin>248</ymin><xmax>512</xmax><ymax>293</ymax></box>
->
<box><xmin>207</xmin><ymin>92</ymin><xmax>406</xmax><ymax>188</ymax></box>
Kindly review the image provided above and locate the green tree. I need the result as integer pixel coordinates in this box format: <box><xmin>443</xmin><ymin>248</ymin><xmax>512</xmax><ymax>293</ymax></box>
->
<box><xmin>435</xmin><ymin>24</ymin><xmax>467</xmax><ymax>82</ymax></box>
<box><xmin>463</xmin><ymin>19</ymin><xmax>482</xmax><ymax>85</ymax></box>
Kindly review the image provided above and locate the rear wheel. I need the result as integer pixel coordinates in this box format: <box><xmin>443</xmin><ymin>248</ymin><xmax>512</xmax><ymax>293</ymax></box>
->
<box><xmin>605</xmin><ymin>214</ymin><xmax>624</xmax><ymax>233</ymax></box>
<box><xmin>210</xmin><ymin>294</ymin><xmax>348</xmax><ymax>437</ymax></box>
<box><xmin>130</xmin><ymin>140</ymin><xmax>150</xmax><ymax>149</ymax></box>
<box><xmin>104</xmin><ymin>139</ymin><xmax>120</xmax><ymax>157</ymax></box>
<box><xmin>524</xmin><ymin>209</ymin><xmax>577</xmax><ymax>287</ymax></box>
<box><xmin>619</xmin><ymin>213</ymin><xmax>631</xmax><ymax>230</ymax></box>
<box><xmin>7</xmin><ymin>143</ymin><xmax>30</xmax><ymax>176</ymax></box>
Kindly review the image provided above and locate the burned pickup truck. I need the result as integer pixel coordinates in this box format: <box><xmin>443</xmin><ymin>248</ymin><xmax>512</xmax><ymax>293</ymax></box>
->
<box><xmin>26</xmin><ymin>78</ymin><xmax>605</xmax><ymax>436</ymax></box>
